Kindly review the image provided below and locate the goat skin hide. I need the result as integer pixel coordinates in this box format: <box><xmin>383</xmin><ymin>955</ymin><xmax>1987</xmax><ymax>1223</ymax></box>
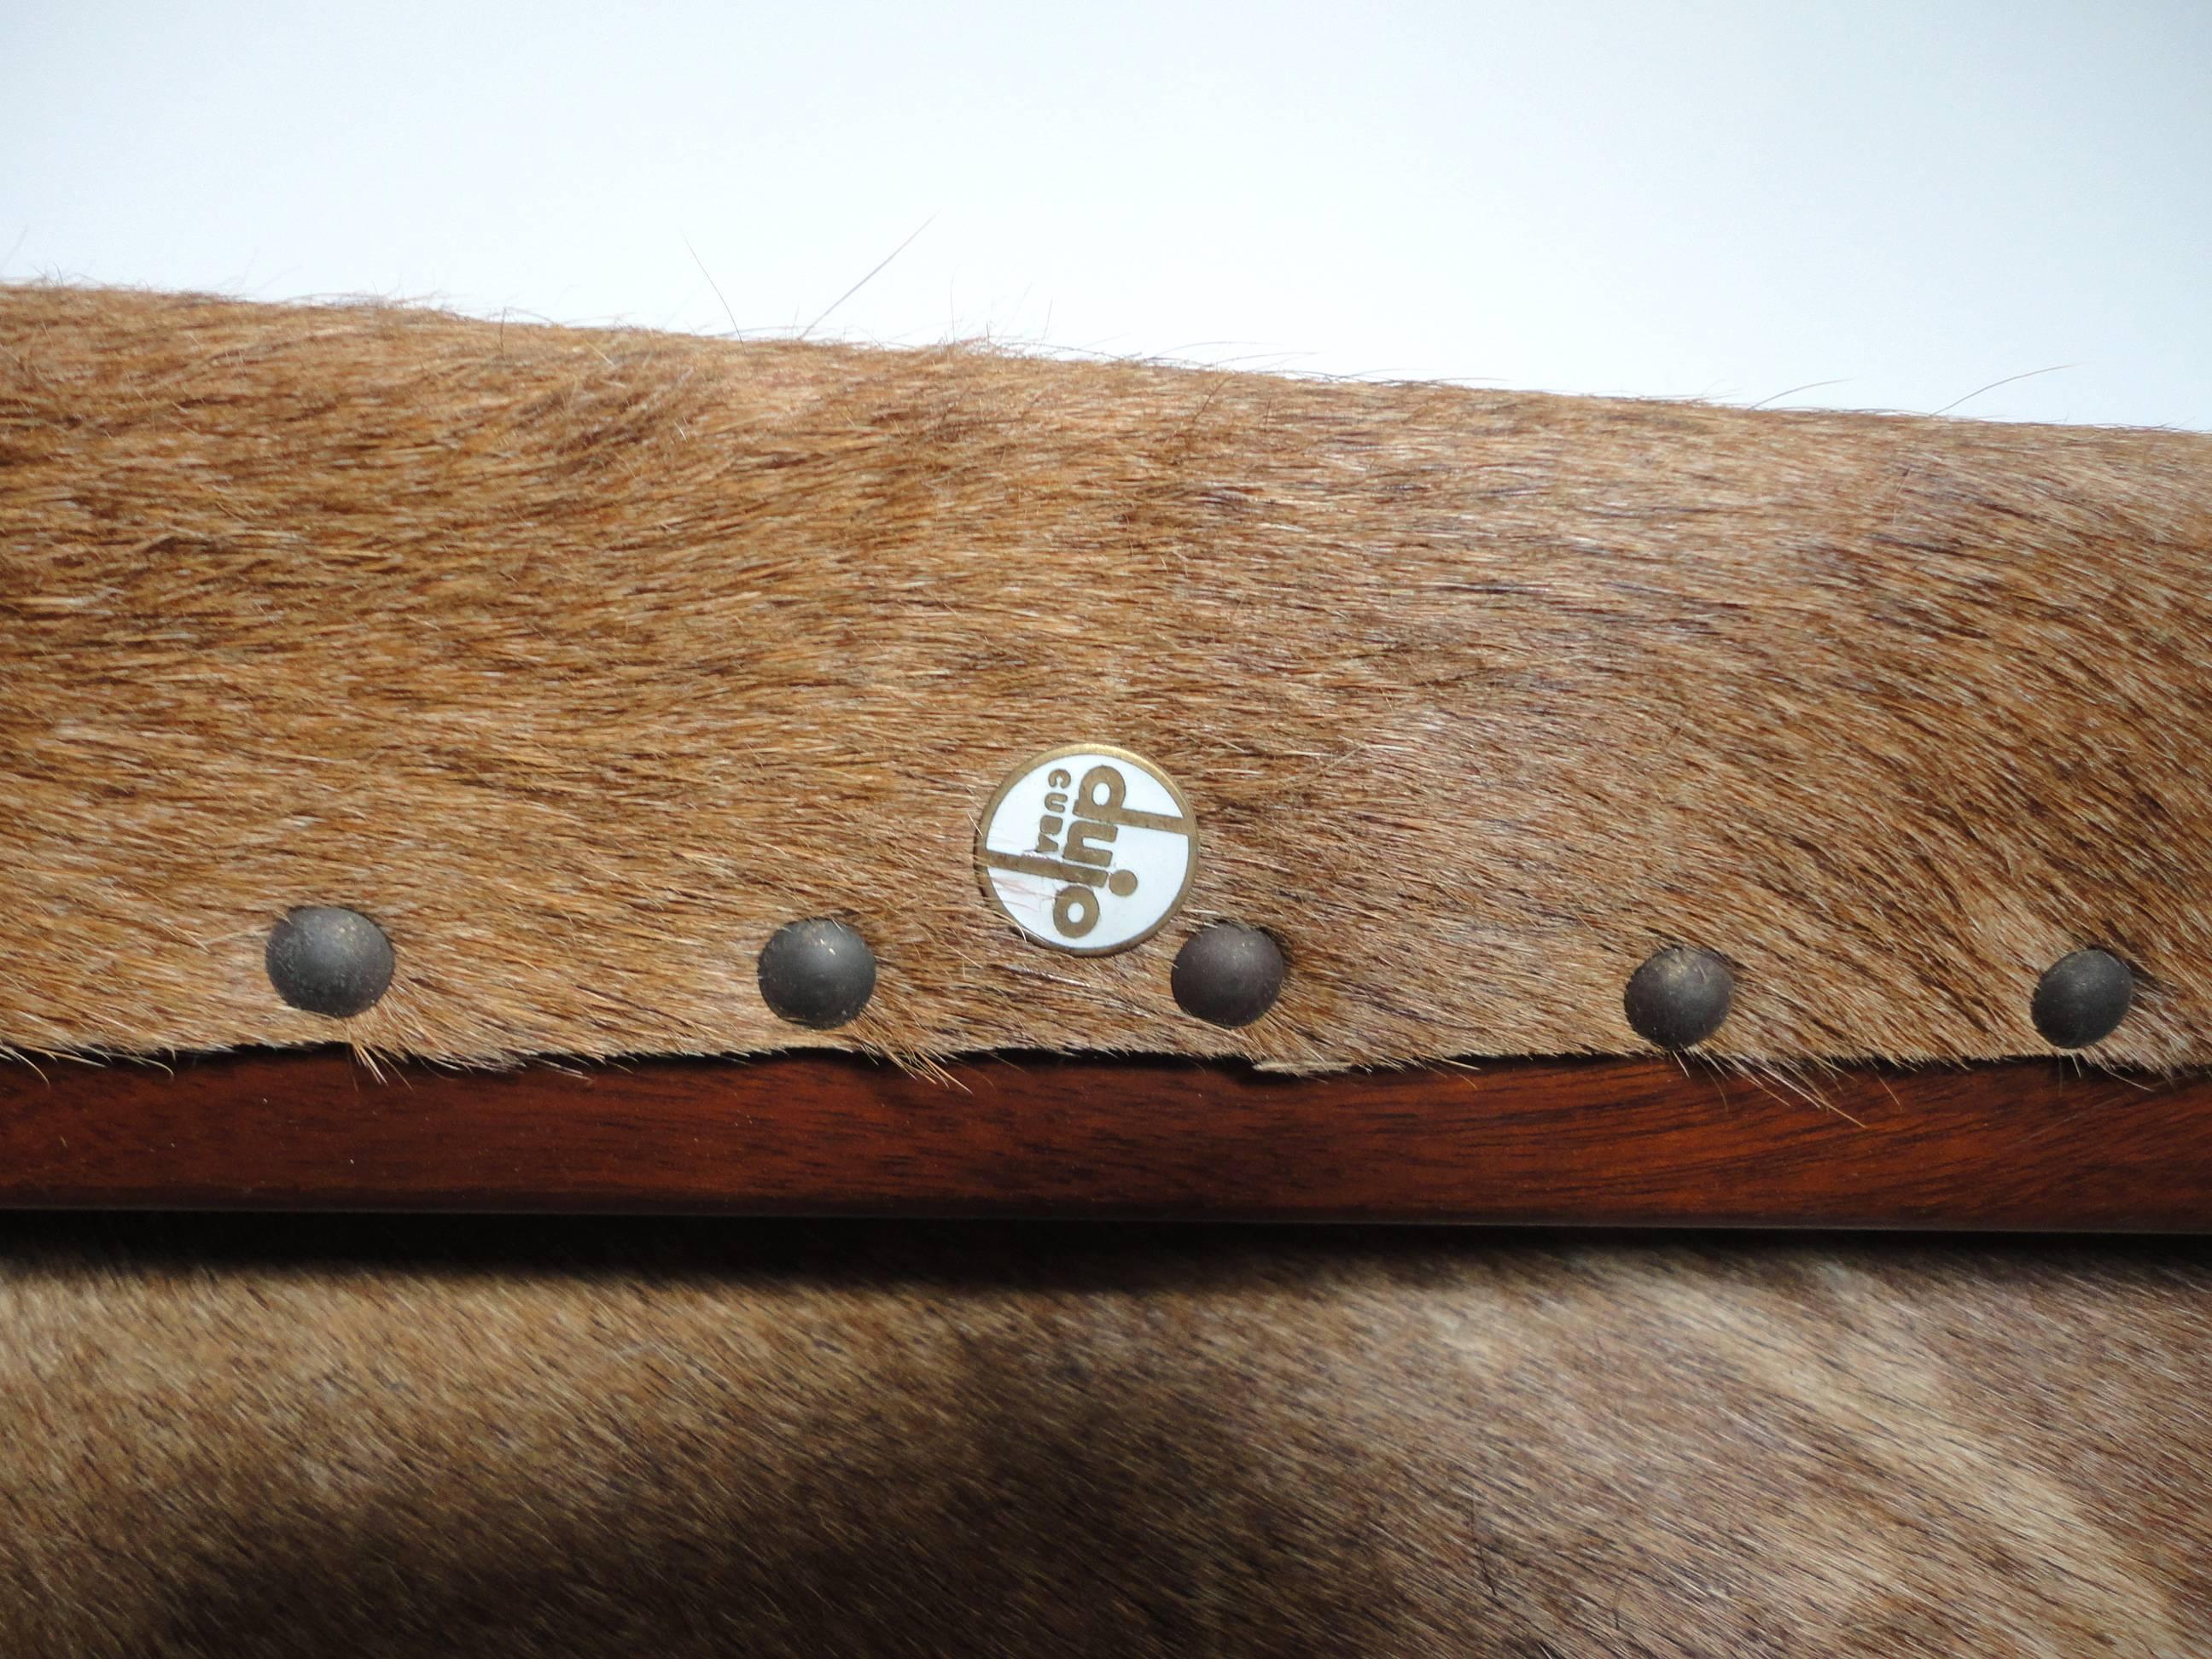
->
<box><xmin>1</xmin><ymin>1220</ymin><xmax>2209</xmax><ymax>1656</ymax></box>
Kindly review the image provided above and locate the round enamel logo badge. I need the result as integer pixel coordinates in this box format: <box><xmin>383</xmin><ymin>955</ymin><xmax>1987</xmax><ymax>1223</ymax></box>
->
<box><xmin>976</xmin><ymin>745</ymin><xmax>1196</xmax><ymax>955</ymax></box>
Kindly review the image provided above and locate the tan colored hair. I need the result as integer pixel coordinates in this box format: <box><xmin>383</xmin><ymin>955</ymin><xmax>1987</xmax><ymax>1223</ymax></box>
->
<box><xmin>3</xmin><ymin>1218</ymin><xmax>2208</xmax><ymax>1655</ymax></box>
<box><xmin>3</xmin><ymin>287</ymin><xmax>2209</xmax><ymax>1067</ymax></box>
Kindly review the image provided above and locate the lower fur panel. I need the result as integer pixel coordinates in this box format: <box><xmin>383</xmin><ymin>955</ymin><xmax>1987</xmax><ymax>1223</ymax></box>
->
<box><xmin>2</xmin><ymin>1218</ymin><xmax>2207</xmax><ymax>1656</ymax></box>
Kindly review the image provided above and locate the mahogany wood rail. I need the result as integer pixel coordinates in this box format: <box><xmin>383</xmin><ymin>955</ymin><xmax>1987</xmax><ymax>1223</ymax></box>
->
<box><xmin>1</xmin><ymin>1051</ymin><xmax>2208</xmax><ymax>1229</ymax></box>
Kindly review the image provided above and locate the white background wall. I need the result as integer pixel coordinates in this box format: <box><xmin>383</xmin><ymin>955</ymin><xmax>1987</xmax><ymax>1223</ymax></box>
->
<box><xmin>4</xmin><ymin>1</ymin><xmax>2207</xmax><ymax>428</ymax></box>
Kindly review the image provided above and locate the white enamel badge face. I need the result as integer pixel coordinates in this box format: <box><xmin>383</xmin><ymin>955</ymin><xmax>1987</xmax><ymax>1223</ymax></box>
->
<box><xmin>976</xmin><ymin>745</ymin><xmax>1197</xmax><ymax>955</ymax></box>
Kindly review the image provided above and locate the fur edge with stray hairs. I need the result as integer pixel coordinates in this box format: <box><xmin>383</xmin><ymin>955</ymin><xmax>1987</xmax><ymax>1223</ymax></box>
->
<box><xmin>3</xmin><ymin>286</ymin><xmax>2209</xmax><ymax>1068</ymax></box>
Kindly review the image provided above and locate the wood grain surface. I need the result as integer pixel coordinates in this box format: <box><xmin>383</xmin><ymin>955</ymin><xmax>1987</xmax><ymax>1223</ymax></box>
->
<box><xmin>1</xmin><ymin>1051</ymin><xmax>2207</xmax><ymax>1228</ymax></box>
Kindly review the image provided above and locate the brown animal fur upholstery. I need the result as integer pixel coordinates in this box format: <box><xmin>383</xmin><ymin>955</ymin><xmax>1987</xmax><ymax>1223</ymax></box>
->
<box><xmin>9</xmin><ymin>294</ymin><xmax>2209</xmax><ymax>1659</ymax></box>
<box><xmin>2</xmin><ymin>1218</ymin><xmax>2209</xmax><ymax>1656</ymax></box>
<box><xmin>3</xmin><ymin>286</ymin><xmax>2210</xmax><ymax>1067</ymax></box>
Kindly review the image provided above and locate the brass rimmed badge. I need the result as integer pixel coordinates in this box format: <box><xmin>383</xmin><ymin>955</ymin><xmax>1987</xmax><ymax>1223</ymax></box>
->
<box><xmin>975</xmin><ymin>744</ymin><xmax>1197</xmax><ymax>955</ymax></box>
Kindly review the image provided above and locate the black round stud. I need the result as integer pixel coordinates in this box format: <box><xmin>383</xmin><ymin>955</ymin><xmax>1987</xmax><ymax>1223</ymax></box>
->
<box><xmin>1623</xmin><ymin>945</ymin><xmax>1733</xmax><ymax>1049</ymax></box>
<box><xmin>2031</xmin><ymin>948</ymin><xmax>2133</xmax><ymax>1049</ymax></box>
<box><xmin>758</xmin><ymin>917</ymin><xmax>876</xmax><ymax>1029</ymax></box>
<box><xmin>265</xmin><ymin>905</ymin><xmax>395</xmax><ymax>1018</ymax></box>
<box><xmin>1171</xmin><ymin>923</ymin><xmax>1286</xmax><ymax>1028</ymax></box>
